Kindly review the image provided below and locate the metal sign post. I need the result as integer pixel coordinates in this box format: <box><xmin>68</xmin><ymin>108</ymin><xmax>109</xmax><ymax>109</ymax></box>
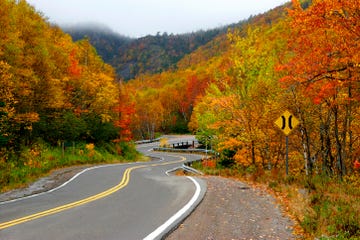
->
<box><xmin>275</xmin><ymin>110</ymin><xmax>299</xmax><ymax>176</ymax></box>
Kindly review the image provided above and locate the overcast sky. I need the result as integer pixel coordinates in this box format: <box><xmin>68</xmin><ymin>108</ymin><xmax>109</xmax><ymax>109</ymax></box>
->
<box><xmin>26</xmin><ymin>0</ymin><xmax>288</xmax><ymax>38</ymax></box>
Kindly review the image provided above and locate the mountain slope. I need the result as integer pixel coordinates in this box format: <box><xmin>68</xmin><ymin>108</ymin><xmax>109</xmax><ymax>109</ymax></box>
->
<box><xmin>63</xmin><ymin>1</ymin><xmax>294</xmax><ymax>81</ymax></box>
<box><xmin>64</xmin><ymin>25</ymin><xmax>229</xmax><ymax>80</ymax></box>
<box><xmin>62</xmin><ymin>23</ymin><xmax>132</xmax><ymax>64</ymax></box>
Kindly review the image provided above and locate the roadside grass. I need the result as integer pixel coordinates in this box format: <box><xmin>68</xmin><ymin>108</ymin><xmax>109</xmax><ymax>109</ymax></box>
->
<box><xmin>191</xmin><ymin>161</ymin><xmax>360</xmax><ymax>240</ymax></box>
<box><xmin>0</xmin><ymin>141</ymin><xmax>143</xmax><ymax>193</ymax></box>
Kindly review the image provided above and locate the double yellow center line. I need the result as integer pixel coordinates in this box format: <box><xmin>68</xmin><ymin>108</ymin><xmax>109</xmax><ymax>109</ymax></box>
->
<box><xmin>0</xmin><ymin>157</ymin><xmax>185</xmax><ymax>230</ymax></box>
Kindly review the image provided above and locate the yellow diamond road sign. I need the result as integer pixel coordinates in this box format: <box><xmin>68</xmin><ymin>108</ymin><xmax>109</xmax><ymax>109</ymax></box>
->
<box><xmin>275</xmin><ymin>110</ymin><xmax>299</xmax><ymax>136</ymax></box>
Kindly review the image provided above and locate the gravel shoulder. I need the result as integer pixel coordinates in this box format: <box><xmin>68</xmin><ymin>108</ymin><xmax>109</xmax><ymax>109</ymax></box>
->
<box><xmin>167</xmin><ymin>176</ymin><xmax>298</xmax><ymax>240</ymax></box>
<box><xmin>0</xmin><ymin>167</ymin><xmax>298</xmax><ymax>240</ymax></box>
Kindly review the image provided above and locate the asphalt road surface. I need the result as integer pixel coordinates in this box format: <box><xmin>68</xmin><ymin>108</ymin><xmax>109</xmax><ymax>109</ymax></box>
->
<box><xmin>0</xmin><ymin>136</ymin><xmax>206</xmax><ymax>240</ymax></box>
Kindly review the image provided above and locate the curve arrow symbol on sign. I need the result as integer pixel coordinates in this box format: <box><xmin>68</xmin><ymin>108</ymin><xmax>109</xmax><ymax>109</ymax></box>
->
<box><xmin>275</xmin><ymin>110</ymin><xmax>299</xmax><ymax>136</ymax></box>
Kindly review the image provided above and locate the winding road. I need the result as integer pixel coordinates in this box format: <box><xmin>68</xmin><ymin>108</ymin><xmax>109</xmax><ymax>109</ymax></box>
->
<box><xmin>0</xmin><ymin>136</ymin><xmax>206</xmax><ymax>240</ymax></box>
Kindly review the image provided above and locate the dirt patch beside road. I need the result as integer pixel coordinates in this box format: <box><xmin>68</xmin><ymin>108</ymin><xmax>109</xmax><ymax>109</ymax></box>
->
<box><xmin>167</xmin><ymin>176</ymin><xmax>298</xmax><ymax>240</ymax></box>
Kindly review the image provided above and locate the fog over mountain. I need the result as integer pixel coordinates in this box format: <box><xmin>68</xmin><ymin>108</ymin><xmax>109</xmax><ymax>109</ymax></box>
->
<box><xmin>63</xmin><ymin>22</ymin><xmax>229</xmax><ymax>80</ymax></box>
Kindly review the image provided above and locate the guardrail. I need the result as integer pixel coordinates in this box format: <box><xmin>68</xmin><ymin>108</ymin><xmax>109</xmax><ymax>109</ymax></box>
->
<box><xmin>153</xmin><ymin>147</ymin><xmax>215</xmax><ymax>154</ymax></box>
<box><xmin>154</xmin><ymin>147</ymin><xmax>217</xmax><ymax>175</ymax></box>
<box><xmin>135</xmin><ymin>138</ymin><xmax>161</xmax><ymax>144</ymax></box>
<box><xmin>169</xmin><ymin>141</ymin><xmax>195</xmax><ymax>149</ymax></box>
<box><xmin>165</xmin><ymin>163</ymin><xmax>205</xmax><ymax>176</ymax></box>
<box><xmin>153</xmin><ymin>147</ymin><xmax>217</xmax><ymax>167</ymax></box>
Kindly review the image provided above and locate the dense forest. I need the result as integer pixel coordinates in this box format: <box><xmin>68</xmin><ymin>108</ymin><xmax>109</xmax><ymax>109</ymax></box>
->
<box><xmin>62</xmin><ymin>23</ymin><xmax>132</xmax><ymax>67</ymax></box>
<box><xmin>64</xmin><ymin>23</ymin><xmax>232</xmax><ymax>80</ymax></box>
<box><xmin>1</xmin><ymin>0</ymin><xmax>359</xmax><ymax>238</ymax></box>
<box><xmin>0</xmin><ymin>0</ymin><xmax>125</xmax><ymax>146</ymax></box>
<box><xmin>120</xmin><ymin>0</ymin><xmax>360</xmax><ymax>237</ymax></box>
<box><xmin>0</xmin><ymin>0</ymin><xmax>139</xmax><ymax>190</ymax></box>
<box><xmin>122</xmin><ymin>0</ymin><xmax>360</xmax><ymax>179</ymax></box>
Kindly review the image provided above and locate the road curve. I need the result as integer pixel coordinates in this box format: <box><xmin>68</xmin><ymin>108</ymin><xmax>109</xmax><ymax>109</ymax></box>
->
<box><xmin>0</xmin><ymin>136</ymin><xmax>206</xmax><ymax>240</ymax></box>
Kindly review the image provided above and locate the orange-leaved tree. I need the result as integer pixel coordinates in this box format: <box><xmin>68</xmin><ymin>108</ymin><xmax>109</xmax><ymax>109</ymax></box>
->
<box><xmin>113</xmin><ymin>82</ymin><xmax>135</xmax><ymax>142</ymax></box>
<box><xmin>280</xmin><ymin>0</ymin><xmax>360</xmax><ymax>176</ymax></box>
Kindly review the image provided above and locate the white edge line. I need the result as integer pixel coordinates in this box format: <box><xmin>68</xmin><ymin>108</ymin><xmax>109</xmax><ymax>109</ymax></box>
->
<box><xmin>0</xmin><ymin>164</ymin><xmax>114</xmax><ymax>205</ymax></box>
<box><xmin>143</xmin><ymin>176</ymin><xmax>201</xmax><ymax>240</ymax></box>
<box><xmin>0</xmin><ymin>159</ymin><xmax>164</xmax><ymax>205</ymax></box>
<box><xmin>1</xmin><ymin>157</ymin><xmax>167</xmax><ymax>205</ymax></box>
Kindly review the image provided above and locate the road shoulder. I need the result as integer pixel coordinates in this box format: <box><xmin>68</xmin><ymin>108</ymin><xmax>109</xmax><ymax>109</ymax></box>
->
<box><xmin>167</xmin><ymin>176</ymin><xmax>297</xmax><ymax>240</ymax></box>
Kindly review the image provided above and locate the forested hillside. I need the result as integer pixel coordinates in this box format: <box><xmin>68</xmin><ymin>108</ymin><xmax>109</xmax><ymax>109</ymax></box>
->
<box><xmin>0</xmin><ymin>0</ymin><xmax>124</xmax><ymax>146</ymax></box>
<box><xmin>63</xmin><ymin>23</ymin><xmax>132</xmax><ymax>64</ymax></box>
<box><xmin>122</xmin><ymin>0</ymin><xmax>360</xmax><ymax>238</ymax></box>
<box><xmin>123</xmin><ymin>3</ymin><xmax>291</xmax><ymax>138</ymax></box>
<box><xmin>0</xmin><ymin>0</ymin><xmax>137</xmax><ymax>189</ymax></box>
<box><xmin>1</xmin><ymin>0</ymin><xmax>359</xmax><ymax>238</ymax></box>
<box><xmin>123</xmin><ymin>0</ymin><xmax>360</xmax><ymax>180</ymax></box>
<box><xmin>64</xmin><ymin>24</ymin><xmax>231</xmax><ymax>80</ymax></box>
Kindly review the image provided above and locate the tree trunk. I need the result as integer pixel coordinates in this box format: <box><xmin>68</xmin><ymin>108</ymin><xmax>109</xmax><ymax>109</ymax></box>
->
<box><xmin>333</xmin><ymin>106</ymin><xmax>345</xmax><ymax>177</ymax></box>
<box><xmin>295</xmin><ymin>104</ymin><xmax>312</xmax><ymax>175</ymax></box>
<box><xmin>251</xmin><ymin>140</ymin><xmax>256</xmax><ymax>165</ymax></box>
<box><xmin>320</xmin><ymin>110</ymin><xmax>334</xmax><ymax>176</ymax></box>
<box><xmin>340</xmin><ymin>83</ymin><xmax>353</xmax><ymax>174</ymax></box>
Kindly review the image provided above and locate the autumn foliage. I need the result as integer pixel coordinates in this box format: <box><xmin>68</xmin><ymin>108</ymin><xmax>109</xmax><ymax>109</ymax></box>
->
<box><xmin>113</xmin><ymin>82</ymin><xmax>135</xmax><ymax>142</ymax></box>
<box><xmin>115</xmin><ymin>0</ymin><xmax>359</xmax><ymax>178</ymax></box>
<box><xmin>1</xmin><ymin>0</ymin><xmax>360</xmax><ymax>237</ymax></box>
<box><xmin>4</xmin><ymin>0</ymin><xmax>357</xmax><ymax>180</ymax></box>
<box><xmin>0</xmin><ymin>0</ymin><xmax>131</xmax><ymax>158</ymax></box>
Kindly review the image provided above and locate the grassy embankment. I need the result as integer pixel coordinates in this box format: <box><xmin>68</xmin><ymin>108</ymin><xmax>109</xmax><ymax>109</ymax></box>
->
<box><xmin>0</xmin><ymin>141</ymin><xmax>144</xmax><ymax>193</ymax></box>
